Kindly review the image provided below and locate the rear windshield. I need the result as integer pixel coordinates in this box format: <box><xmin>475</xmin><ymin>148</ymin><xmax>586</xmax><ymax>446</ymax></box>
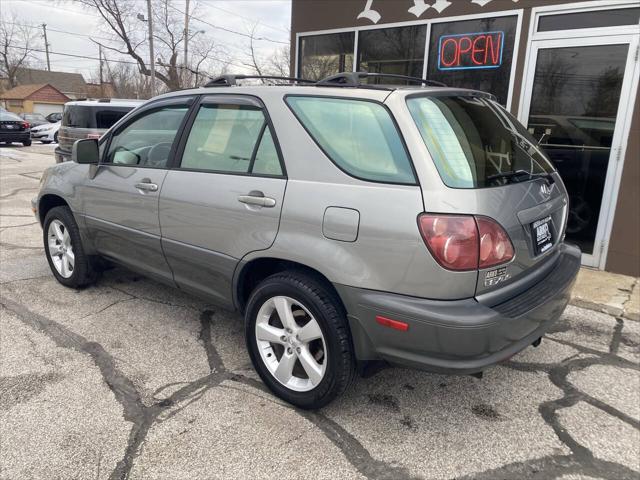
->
<box><xmin>62</xmin><ymin>105</ymin><xmax>134</xmax><ymax>129</ymax></box>
<box><xmin>407</xmin><ymin>95</ymin><xmax>555</xmax><ymax>188</ymax></box>
<box><xmin>0</xmin><ymin>111</ymin><xmax>21</xmax><ymax>121</ymax></box>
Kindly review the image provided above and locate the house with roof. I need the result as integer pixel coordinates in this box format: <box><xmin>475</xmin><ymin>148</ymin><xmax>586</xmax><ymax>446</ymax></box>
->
<box><xmin>13</xmin><ymin>68</ymin><xmax>88</xmax><ymax>100</ymax></box>
<box><xmin>0</xmin><ymin>84</ymin><xmax>70</xmax><ymax>116</ymax></box>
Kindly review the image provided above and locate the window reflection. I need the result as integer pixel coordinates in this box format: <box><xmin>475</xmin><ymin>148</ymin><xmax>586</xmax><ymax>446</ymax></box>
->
<box><xmin>298</xmin><ymin>33</ymin><xmax>355</xmax><ymax>81</ymax></box>
<box><xmin>357</xmin><ymin>26</ymin><xmax>427</xmax><ymax>84</ymax></box>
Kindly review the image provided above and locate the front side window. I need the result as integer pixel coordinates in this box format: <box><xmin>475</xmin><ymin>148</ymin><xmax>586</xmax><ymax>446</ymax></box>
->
<box><xmin>180</xmin><ymin>104</ymin><xmax>282</xmax><ymax>176</ymax></box>
<box><xmin>105</xmin><ymin>105</ymin><xmax>188</xmax><ymax>168</ymax></box>
<box><xmin>286</xmin><ymin>96</ymin><xmax>415</xmax><ymax>184</ymax></box>
<box><xmin>407</xmin><ymin>95</ymin><xmax>555</xmax><ymax>188</ymax></box>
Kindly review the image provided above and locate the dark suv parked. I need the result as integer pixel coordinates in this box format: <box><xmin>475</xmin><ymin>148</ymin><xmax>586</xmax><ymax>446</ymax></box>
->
<box><xmin>55</xmin><ymin>99</ymin><xmax>143</xmax><ymax>163</ymax></box>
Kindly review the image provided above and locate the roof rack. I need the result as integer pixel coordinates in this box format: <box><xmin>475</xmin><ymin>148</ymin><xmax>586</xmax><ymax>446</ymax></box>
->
<box><xmin>316</xmin><ymin>72</ymin><xmax>446</xmax><ymax>88</ymax></box>
<box><xmin>204</xmin><ymin>74</ymin><xmax>315</xmax><ymax>87</ymax></box>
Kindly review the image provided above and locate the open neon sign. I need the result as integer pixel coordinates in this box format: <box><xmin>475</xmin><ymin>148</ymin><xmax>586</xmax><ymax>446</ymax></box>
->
<box><xmin>438</xmin><ymin>31</ymin><xmax>504</xmax><ymax>71</ymax></box>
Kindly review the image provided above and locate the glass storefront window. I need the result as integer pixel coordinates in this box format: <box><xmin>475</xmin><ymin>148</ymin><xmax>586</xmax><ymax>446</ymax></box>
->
<box><xmin>537</xmin><ymin>8</ymin><xmax>640</xmax><ymax>32</ymax></box>
<box><xmin>426</xmin><ymin>16</ymin><xmax>518</xmax><ymax>105</ymax></box>
<box><xmin>298</xmin><ymin>33</ymin><xmax>355</xmax><ymax>81</ymax></box>
<box><xmin>357</xmin><ymin>25</ymin><xmax>427</xmax><ymax>84</ymax></box>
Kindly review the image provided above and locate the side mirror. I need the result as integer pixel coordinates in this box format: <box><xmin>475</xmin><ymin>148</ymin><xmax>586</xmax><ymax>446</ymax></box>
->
<box><xmin>72</xmin><ymin>138</ymin><xmax>99</xmax><ymax>164</ymax></box>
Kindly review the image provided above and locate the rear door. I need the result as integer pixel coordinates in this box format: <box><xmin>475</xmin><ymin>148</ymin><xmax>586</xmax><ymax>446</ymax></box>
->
<box><xmin>159</xmin><ymin>95</ymin><xmax>287</xmax><ymax>306</ymax></box>
<box><xmin>80</xmin><ymin>97</ymin><xmax>193</xmax><ymax>282</ymax></box>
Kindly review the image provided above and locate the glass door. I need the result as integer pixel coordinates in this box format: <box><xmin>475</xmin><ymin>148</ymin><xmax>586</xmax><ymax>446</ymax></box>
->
<box><xmin>520</xmin><ymin>35</ymin><xmax>638</xmax><ymax>267</ymax></box>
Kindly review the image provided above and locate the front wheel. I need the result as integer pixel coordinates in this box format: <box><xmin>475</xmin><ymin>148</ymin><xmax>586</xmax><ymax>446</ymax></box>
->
<box><xmin>43</xmin><ymin>206</ymin><xmax>96</xmax><ymax>288</ymax></box>
<box><xmin>245</xmin><ymin>271</ymin><xmax>356</xmax><ymax>409</ymax></box>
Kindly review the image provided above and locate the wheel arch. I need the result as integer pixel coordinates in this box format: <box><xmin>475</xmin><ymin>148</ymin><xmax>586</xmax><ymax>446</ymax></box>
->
<box><xmin>38</xmin><ymin>194</ymin><xmax>70</xmax><ymax>226</ymax></box>
<box><xmin>234</xmin><ymin>257</ymin><xmax>346</xmax><ymax>317</ymax></box>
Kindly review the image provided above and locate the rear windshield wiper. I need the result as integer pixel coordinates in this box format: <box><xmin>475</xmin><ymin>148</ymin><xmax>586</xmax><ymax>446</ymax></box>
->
<box><xmin>487</xmin><ymin>170</ymin><xmax>555</xmax><ymax>184</ymax></box>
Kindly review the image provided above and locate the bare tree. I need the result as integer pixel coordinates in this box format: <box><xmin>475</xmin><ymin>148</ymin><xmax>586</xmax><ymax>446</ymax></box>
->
<box><xmin>242</xmin><ymin>24</ymin><xmax>290</xmax><ymax>82</ymax></box>
<box><xmin>75</xmin><ymin>0</ymin><xmax>226</xmax><ymax>91</ymax></box>
<box><xmin>0</xmin><ymin>14</ymin><xmax>42</xmax><ymax>88</ymax></box>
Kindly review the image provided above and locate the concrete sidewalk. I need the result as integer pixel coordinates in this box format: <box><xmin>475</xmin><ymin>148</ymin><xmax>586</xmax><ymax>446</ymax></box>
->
<box><xmin>571</xmin><ymin>267</ymin><xmax>640</xmax><ymax>321</ymax></box>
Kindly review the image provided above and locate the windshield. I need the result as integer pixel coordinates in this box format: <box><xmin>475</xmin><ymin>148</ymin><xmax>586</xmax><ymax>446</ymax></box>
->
<box><xmin>407</xmin><ymin>95</ymin><xmax>555</xmax><ymax>188</ymax></box>
<box><xmin>24</xmin><ymin>114</ymin><xmax>46</xmax><ymax>121</ymax></box>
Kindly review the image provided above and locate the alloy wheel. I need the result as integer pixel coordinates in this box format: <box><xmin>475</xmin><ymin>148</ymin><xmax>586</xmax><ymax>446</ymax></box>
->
<box><xmin>47</xmin><ymin>219</ymin><xmax>74</xmax><ymax>278</ymax></box>
<box><xmin>255</xmin><ymin>295</ymin><xmax>327</xmax><ymax>392</ymax></box>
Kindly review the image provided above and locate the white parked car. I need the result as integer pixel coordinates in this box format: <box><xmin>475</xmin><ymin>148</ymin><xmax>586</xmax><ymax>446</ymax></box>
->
<box><xmin>30</xmin><ymin>121</ymin><xmax>61</xmax><ymax>144</ymax></box>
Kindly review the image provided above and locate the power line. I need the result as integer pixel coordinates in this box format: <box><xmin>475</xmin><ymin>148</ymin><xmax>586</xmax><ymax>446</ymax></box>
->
<box><xmin>198</xmin><ymin>0</ymin><xmax>290</xmax><ymax>34</ymax></box>
<box><xmin>167</xmin><ymin>3</ymin><xmax>288</xmax><ymax>45</ymax></box>
<box><xmin>6</xmin><ymin>44</ymin><xmax>244</xmax><ymax>71</ymax></box>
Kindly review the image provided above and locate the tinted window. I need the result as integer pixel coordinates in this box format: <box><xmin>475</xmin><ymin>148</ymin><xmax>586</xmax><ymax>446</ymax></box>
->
<box><xmin>105</xmin><ymin>105</ymin><xmax>188</xmax><ymax>168</ymax></box>
<box><xmin>252</xmin><ymin>128</ymin><xmax>282</xmax><ymax>176</ymax></box>
<box><xmin>287</xmin><ymin>96</ymin><xmax>415</xmax><ymax>184</ymax></box>
<box><xmin>62</xmin><ymin>105</ymin><xmax>134</xmax><ymax>129</ymax></box>
<box><xmin>298</xmin><ymin>32</ymin><xmax>355</xmax><ymax>80</ymax></box>
<box><xmin>357</xmin><ymin>25</ymin><xmax>427</xmax><ymax>84</ymax></box>
<box><xmin>181</xmin><ymin>104</ymin><xmax>276</xmax><ymax>174</ymax></box>
<box><xmin>427</xmin><ymin>16</ymin><xmax>518</xmax><ymax>105</ymax></box>
<box><xmin>538</xmin><ymin>8</ymin><xmax>640</xmax><ymax>32</ymax></box>
<box><xmin>407</xmin><ymin>95</ymin><xmax>554</xmax><ymax>188</ymax></box>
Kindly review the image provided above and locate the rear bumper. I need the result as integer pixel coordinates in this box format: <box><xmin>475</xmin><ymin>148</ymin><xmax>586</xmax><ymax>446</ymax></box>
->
<box><xmin>0</xmin><ymin>131</ymin><xmax>30</xmax><ymax>142</ymax></box>
<box><xmin>336</xmin><ymin>242</ymin><xmax>581</xmax><ymax>374</ymax></box>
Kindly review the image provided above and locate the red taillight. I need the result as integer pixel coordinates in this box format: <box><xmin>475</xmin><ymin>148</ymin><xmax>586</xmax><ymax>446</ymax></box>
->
<box><xmin>476</xmin><ymin>216</ymin><xmax>514</xmax><ymax>269</ymax></box>
<box><xmin>22</xmin><ymin>122</ymin><xmax>30</xmax><ymax>129</ymax></box>
<box><xmin>417</xmin><ymin>214</ymin><xmax>513</xmax><ymax>271</ymax></box>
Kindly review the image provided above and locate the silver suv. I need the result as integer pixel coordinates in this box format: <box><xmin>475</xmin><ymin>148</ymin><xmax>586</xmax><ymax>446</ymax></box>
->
<box><xmin>33</xmin><ymin>73</ymin><xmax>580</xmax><ymax>409</ymax></box>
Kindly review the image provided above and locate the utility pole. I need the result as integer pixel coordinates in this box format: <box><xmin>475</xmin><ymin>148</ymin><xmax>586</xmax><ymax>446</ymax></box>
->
<box><xmin>42</xmin><ymin>24</ymin><xmax>51</xmax><ymax>71</ymax></box>
<box><xmin>183</xmin><ymin>0</ymin><xmax>190</xmax><ymax>86</ymax></box>
<box><xmin>146</xmin><ymin>0</ymin><xmax>156</xmax><ymax>96</ymax></box>
<box><xmin>99</xmin><ymin>44</ymin><xmax>104</xmax><ymax>97</ymax></box>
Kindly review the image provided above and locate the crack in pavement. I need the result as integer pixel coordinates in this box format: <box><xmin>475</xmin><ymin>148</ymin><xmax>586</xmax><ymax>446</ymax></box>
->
<box><xmin>463</xmin><ymin>319</ymin><xmax>640</xmax><ymax>480</ymax></box>
<box><xmin>0</xmin><ymin>186</ymin><xmax>38</xmax><ymax>199</ymax></box>
<box><xmin>3</xmin><ymin>290</ymin><xmax>638</xmax><ymax>480</ymax></box>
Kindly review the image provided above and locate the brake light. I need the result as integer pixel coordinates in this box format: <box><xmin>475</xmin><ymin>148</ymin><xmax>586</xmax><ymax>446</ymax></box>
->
<box><xmin>477</xmin><ymin>216</ymin><xmax>514</xmax><ymax>269</ymax></box>
<box><xmin>22</xmin><ymin>122</ymin><xmax>30</xmax><ymax>129</ymax></box>
<box><xmin>417</xmin><ymin>214</ymin><xmax>514</xmax><ymax>271</ymax></box>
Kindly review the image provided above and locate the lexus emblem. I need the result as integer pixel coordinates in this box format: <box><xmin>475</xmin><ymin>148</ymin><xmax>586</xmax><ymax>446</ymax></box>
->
<box><xmin>540</xmin><ymin>183</ymin><xmax>552</xmax><ymax>196</ymax></box>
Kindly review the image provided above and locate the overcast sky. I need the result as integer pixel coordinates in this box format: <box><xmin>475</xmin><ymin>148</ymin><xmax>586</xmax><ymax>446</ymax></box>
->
<box><xmin>1</xmin><ymin>0</ymin><xmax>291</xmax><ymax>80</ymax></box>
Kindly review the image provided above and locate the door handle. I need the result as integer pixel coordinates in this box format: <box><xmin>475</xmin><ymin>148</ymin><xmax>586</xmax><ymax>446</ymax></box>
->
<box><xmin>238</xmin><ymin>192</ymin><xmax>276</xmax><ymax>208</ymax></box>
<box><xmin>135</xmin><ymin>181</ymin><xmax>158</xmax><ymax>192</ymax></box>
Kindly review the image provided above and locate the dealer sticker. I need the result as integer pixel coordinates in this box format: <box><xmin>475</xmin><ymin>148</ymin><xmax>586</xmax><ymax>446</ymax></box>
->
<box><xmin>484</xmin><ymin>266</ymin><xmax>511</xmax><ymax>287</ymax></box>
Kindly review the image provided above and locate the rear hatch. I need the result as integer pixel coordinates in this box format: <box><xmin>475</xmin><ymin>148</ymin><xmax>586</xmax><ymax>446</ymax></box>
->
<box><xmin>403</xmin><ymin>92</ymin><xmax>569</xmax><ymax>300</ymax></box>
<box><xmin>58</xmin><ymin>104</ymin><xmax>134</xmax><ymax>155</ymax></box>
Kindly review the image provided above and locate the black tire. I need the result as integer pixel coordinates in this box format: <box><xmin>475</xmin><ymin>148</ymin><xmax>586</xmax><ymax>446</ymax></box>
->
<box><xmin>22</xmin><ymin>139</ymin><xmax>32</xmax><ymax>146</ymax></box>
<box><xmin>245</xmin><ymin>270</ymin><xmax>356</xmax><ymax>409</ymax></box>
<box><xmin>41</xmin><ymin>140</ymin><xmax>52</xmax><ymax>144</ymax></box>
<box><xmin>53</xmin><ymin>131</ymin><xmax>59</xmax><ymax>143</ymax></box>
<box><xmin>43</xmin><ymin>206</ymin><xmax>96</xmax><ymax>288</ymax></box>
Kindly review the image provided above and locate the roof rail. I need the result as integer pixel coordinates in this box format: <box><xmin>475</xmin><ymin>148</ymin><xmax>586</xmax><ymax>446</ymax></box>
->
<box><xmin>316</xmin><ymin>72</ymin><xmax>446</xmax><ymax>88</ymax></box>
<box><xmin>204</xmin><ymin>74</ymin><xmax>315</xmax><ymax>87</ymax></box>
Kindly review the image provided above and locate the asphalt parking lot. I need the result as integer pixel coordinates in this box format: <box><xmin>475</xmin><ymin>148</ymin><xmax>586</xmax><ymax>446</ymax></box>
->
<box><xmin>1</xmin><ymin>144</ymin><xmax>639</xmax><ymax>480</ymax></box>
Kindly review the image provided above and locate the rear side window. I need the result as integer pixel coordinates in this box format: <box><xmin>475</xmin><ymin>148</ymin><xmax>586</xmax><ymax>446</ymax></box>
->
<box><xmin>62</xmin><ymin>105</ymin><xmax>133</xmax><ymax>129</ymax></box>
<box><xmin>286</xmin><ymin>96</ymin><xmax>415</xmax><ymax>184</ymax></box>
<box><xmin>180</xmin><ymin>104</ymin><xmax>282</xmax><ymax>176</ymax></box>
<box><xmin>407</xmin><ymin>96</ymin><xmax>555</xmax><ymax>188</ymax></box>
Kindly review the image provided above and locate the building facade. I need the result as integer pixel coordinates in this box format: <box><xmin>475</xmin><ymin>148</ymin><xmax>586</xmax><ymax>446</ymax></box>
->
<box><xmin>0</xmin><ymin>84</ymin><xmax>70</xmax><ymax>116</ymax></box>
<box><xmin>291</xmin><ymin>0</ymin><xmax>640</xmax><ymax>276</ymax></box>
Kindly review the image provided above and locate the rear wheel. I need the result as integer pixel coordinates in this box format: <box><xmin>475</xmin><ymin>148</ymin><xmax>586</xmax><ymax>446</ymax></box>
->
<box><xmin>43</xmin><ymin>206</ymin><xmax>95</xmax><ymax>288</ymax></box>
<box><xmin>245</xmin><ymin>271</ymin><xmax>356</xmax><ymax>409</ymax></box>
<box><xmin>22</xmin><ymin>139</ymin><xmax>32</xmax><ymax>147</ymax></box>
